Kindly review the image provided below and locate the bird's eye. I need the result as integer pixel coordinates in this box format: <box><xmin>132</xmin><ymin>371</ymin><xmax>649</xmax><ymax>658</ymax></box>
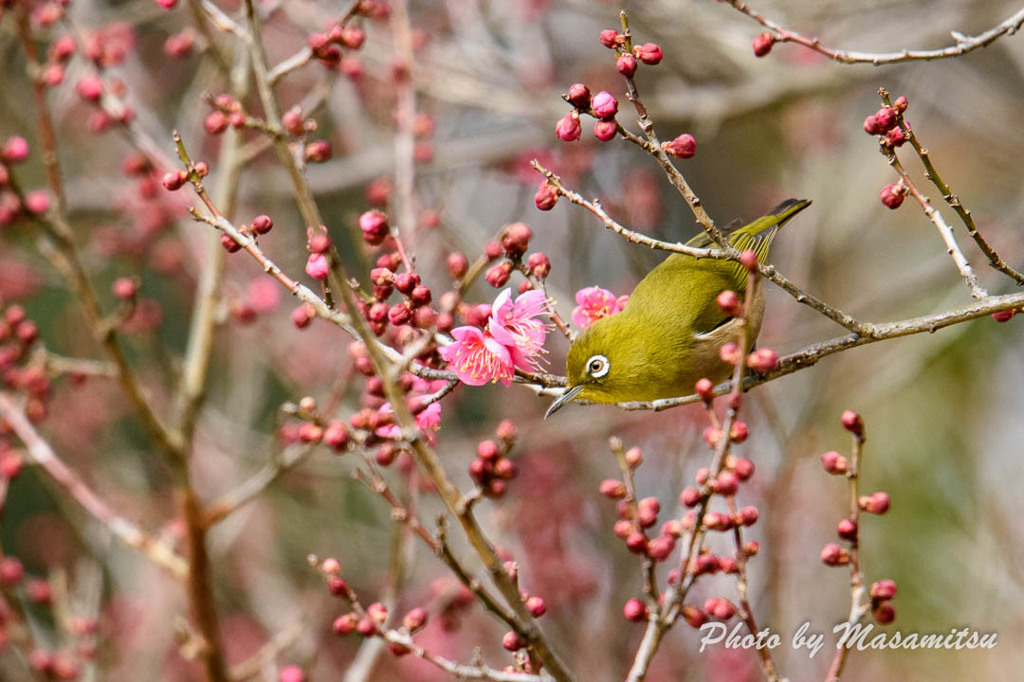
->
<box><xmin>586</xmin><ymin>354</ymin><xmax>610</xmax><ymax>379</ymax></box>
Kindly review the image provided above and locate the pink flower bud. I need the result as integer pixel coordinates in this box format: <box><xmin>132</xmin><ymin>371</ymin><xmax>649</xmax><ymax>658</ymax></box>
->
<box><xmin>111</xmin><ymin>277</ymin><xmax>139</xmax><ymax>300</ymax></box>
<box><xmin>599</xmin><ymin>29</ymin><xmax>620</xmax><ymax>49</ymax></box>
<box><xmin>695</xmin><ymin>378</ymin><xmax>714</xmax><ymax>401</ymax></box>
<box><xmin>359</xmin><ymin>209</ymin><xmax>389</xmax><ymax>245</ymax></box>
<box><xmin>280</xmin><ymin>665</ymin><xmax>305</xmax><ymax>682</ymax></box>
<box><xmin>221</xmin><ymin>233</ymin><xmax>242</xmax><ymax>253</ymax></box>
<box><xmin>728</xmin><ymin>421</ymin><xmax>748</xmax><ymax>443</ymax></box>
<box><xmin>634</xmin><ymin>42</ymin><xmax>663</xmax><ymax>65</ymax></box>
<box><xmin>662</xmin><ymin>133</ymin><xmax>696</xmax><ymax>159</ymax></box>
<box><xmin>623</xmin><ymin>598</ymin><xmax>648</xmax><ymax>622</ymax></box>
<box><xmin>729</xmin><ymin>458</ymin><xmax>754</xmax><ymax>481</ymax></box>
<box><xmin>525</xmin><ymin>596</ymin><xmax>546</xmax><ymax>617</ymax></box>
<box><xmin>291</xmin><ymin>304</ymin><xmax>314</xmax><ymax>329</ymax></box>
<box><xmin>718</xmin><ymin>342</ymin><xmax>741</xmax><ymax>366</ymax></box>
<box><xmin>739</xmin><ymin>249</ymin><xmax>759</xmax><ymax>271</ymax></box>
<box><xmin>333</xmin><ymin>613</ymin><xmax>357</xmax><ymax>635</ymax></box>
<box><xmin>737</xmin><ymin>506</ymin><xmax>759</xmax><ymax>526</ymax></box>
<box><xmin>591</xmin><ymin>91</ymin><xmax>618</xmax><ymax>119</ymax></box>
<box><xmin>837</xmin><ymin>517</ymin><xmax>857</xmax><ymax>540</ymax></box>
<box><xmin>875</xmin><ymin>107</ymin><xmax>897</xmax><ymax>131</ymax></box>
<box><xmin>599</xmin><ymin>479</ymin><xmax>627</xmax><ymax>499</ymax></box>
<box><xmin>703</xmin><ymin>512</ymin><xmax>733</xmax><ymax>531</ymax></box>
<box><xmin>820</xmin><ymin>450</ymin><xmax>849</xmax><ymax>475</ymax></box>
<box><xmin>716</xmin><ymin>290</ymin><xmax>742</xmax><ymax>316</ymax></box>
<box><xmin>747</xmin><ymin>348</ymin><xmax>778</xmax><ymax>373</ymax></box>
<box><xmin>711</xmin><ymin>472</ymin><xmax>739</xmax><ymax>496</ymax></box>
<box><xmin>992</xmin><ymin>309</ymin><xmax>1017</xmax><ymax>322</ymax></box>
<box><xmin>566</xmin><ymin>83</ymin><xmax>591</xmax><ymax>108</ymax></box>
<box><xmin>305</xmin><ymin>253</ymin><xmax>330</xmax><ymax>280</ymax></box>
<box><xmin>534</xmin><ymin>181</ymin><xmax>558</xmax><ymax>211</ymax></box>
<box><xmin>893</xmin><ymin>96</ymin><xmax>909</xmax><ymax>112</ymax></box>
<box><xmin>527</xmin><ymin>252</ymin><xmax>551</xmax><ymax>279</ymax></box>
<box><xmin>501</xmin><ymin>631</ymin><xmax>525</xmax><ymax>651</ymax></box>
<box><xmin>885</xmin><ymin>126</ymin><xmax>906</xmax><ymax>147</ymax></box>
<box><xmin>0</xmin><ymin>557</ymin><xmax>24</xmax><ymax>586</ymax></box>
<box><xmin>753</xmin><ymin>32</ymin><xmax>774</xmax><ymax>57</ymax></box>
<box><xmin>484</xmin><ymin>261</ymin><xmax>513</xmax><ymax>288</ymax></box>
<box><xmin>683</xmin><ymin>605</ymin><xmax>708</xmax><ymax>628</ymax></box>
<box><xmin>648</xmin><ymin>536</ymin><xmax>676</xmax><ymax>561</ymax></box>
<box><xmin>447</xmin><ymin>251</ymin><xmax>469</xmax><ymax>279</ymax></box>
<box><xmin>403</xmin><ymin>607</ymin><xmax>428</xmax><ymax>631</ymax></box>
<box><xmin>593</xmin><ymin>120</ymin><xmax>618</xmax><ymax>141</ymax></box>
<box><xmin>162</xmin><ymin>170</ymin><xmax>187</xmax><ymax>191</ymax></box>
<box><xmin>841</xmin><ymin>410</ymin><xmax>864</xmax><ymax>436</ymax></box>
<box><xmin>679</xmin><ymin>487</ymin><xmax>701</xmax><ymax>507</ymax></box>
<box><xmin>873</xmin><ymin>601</ymin><xmax>896</xmax><ymax>624</ymax></box>
<box><xmin>24</xmin><ymin>190</ymin><xmax>50</xmax><ymax>215</ymax></box>
<box><xmin>339</xmin><ymin>26</ymin><xmax>366</xmax><ymax>50</ymax></box>
<box><xmin>625</xmin><ymin>532</ymin><xmax>648</xmax><ymax>554</ymax></box>
<box><xmin>859</xmin><ymin>491</ymin><xmax>890</xmax><ymax>514</ymax></box>
<box><xmin>2</xmin><ymin>136</ymin><xmax>29</xmax><ymax>165</ymax></box>
<box><xmin>203</xmin><ymin>110</ymin><xmax>229</xmax><ymax>135</ymax></box>
<box><xmin>305</xmin><ymin>140</ymin><xmax>332</xmax><ymax>163</ymax></box>
<box><xmin>704</xmin><ymin>597</ymin><xmax>736</xmax><ymax>620</ymax></box>
<box><xmin>251</xmin><ymin>214</ymin><xmax>273</xmax><ymax>235</ymax></box>
<box><xmin>625</xmin><ymin>447</ymin><xmax>643</xmax><ymax>469</ymax></box>
<box><xmin>41</xmin><ymin>64</ymin><xmax>64</xmax><ymax>87</ymax></box>
<box><xmin>880</xmin><ymin>183</ymin><xmax>906</xmax><ymax>209</ymax></box>
<box><xmin>870</xmin><ymin>579</ymin><xmax>897</xmax><ymax>600</ymax></box>
<box><xmin>616</xmin><ymin>53</ymin><xmax>637</xmax><ymax>76</ymax></box>
<box><xmin>502</xmin><ymin>222</ymin><xmax>532</xmax><ymax>258</ymax></box>
<box><xmin>76</xmin><ymin>76</ymin><xmax>103</xmax><ymax>102</ymax></box>
<box><xmin>388</xmin><ymin>302</ymin><xmax>412</xmax><ymax>325</ymax></box>
<box><xmin>282</xmin><ymin>109</ymin><xmax>305</xmax><ymax>136</ymax></box>
<box><xmin>324</xmin><ymin>420</ymin><xmax>350</xmax><ymax>451</ymax></box>
<box><xmin>820</xmin><ymin>543</ymin><xmax>849</xmax><ymax>566</ymax></box>
<box><xmin>555</xmin><ymin>111</ymin><xmax>581</xmax><ymax>142</ymax></box>
<box><xmin>394</xmin><ymin>271</ymin><xmax>420</xmax><ymax>295</ymax></box>
<box><xmin>484</xmin><ymin>241</ymin><xmax>503</xmax><ymax>260</ymax></box>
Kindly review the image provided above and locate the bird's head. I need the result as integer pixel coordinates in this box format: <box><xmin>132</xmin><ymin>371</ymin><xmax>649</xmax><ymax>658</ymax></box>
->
<box><xmin>545</xmin><ymin>315</ymin><xmax>636</xmax><ymax>417</ymax></box>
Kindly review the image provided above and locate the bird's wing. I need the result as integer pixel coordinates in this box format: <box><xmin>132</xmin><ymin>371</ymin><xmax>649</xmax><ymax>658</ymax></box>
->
<box><xmin>629</xmin><ymin>255</ymin><xmax>739</xmax><ymax>336</ymax></box>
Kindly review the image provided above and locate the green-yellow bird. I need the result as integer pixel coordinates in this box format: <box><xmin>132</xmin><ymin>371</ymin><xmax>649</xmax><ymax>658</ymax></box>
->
<box><xmin>545</xmin><ymin>198</ymin><xmax>811</xmax><ymax>417</ymax></box>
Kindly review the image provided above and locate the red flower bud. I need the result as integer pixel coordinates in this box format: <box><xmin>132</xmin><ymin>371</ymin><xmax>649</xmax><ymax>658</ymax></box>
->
<box><xmin>616</xmin><ymin>53</ymin><xmax>637</xmax><ymax>76</ymax></box>
<box><xmin>893</xmin><ymin>96</ymin><xmax>909</xmax><ymax>112</ymax></box>
<box><xmin>593</xmin><ymin>120</ymin><xmax>618</xmax><ymax>141</ymax></box>
<box><xmin>737</xmin><ymin>506</ymin><xmax>759</xmax><ymax>526</ymax></box>
<box><xmin>111</xmin><ymin>277</ymin><xmax>139</xmax><ymax>300</ymax></box>
<box><xmin>162</xmin><ymin>170</ymin><xmax>187</xmax><ymax>191</ymax></box>
<box><xmin>534</xmin><ymin>181</ymin><xmax>558</xmax><ymax>211</ymax></box>
<box><xmin>716</xmin><ymin>290</ymin><xmax>742</xmax><ymax>316</ymax></box>
<box><xmin>2</xmin><ymin>136</ymin><xmax>30</xmax><ymax>164</ymax></box>
<box><xmin>403</xmin><ymin>607</ymin><xmax>428</xmax><ymax>632</ymax></box>
<box><xmin>599</xmin><ymin>479</ymin><xmax>627</xmax><ymax>499</ymax></box>
<box><xmin>718</xmin><ymin>342</ymin><xmax>741</xmax><ymax>366</ymax></box>
<box><xmin>870</xmin><ymin>579</ymin><xmax>897</xmax><ymax>600</ymax></box>
<box><xmin>695</xmin><ymin>378</ymin><xmax>714</xmax><ymax>401</ymax></box>
<box><xmin>447</xmin><ymin>252</ymin><xmax>469</xmax><ymax>279</ymax></box>
<box><xmin>204</xmin><ymin>110</ymin><xmax>229</xmax><ymax>135</ymax></box>
<box><xmin>747</xmin><ymin>348</ymin><xmax>778</xmax><ymax>373</ymax></box>
<box><xmin>874</xmin><ymin>107</ymin><xmax>897</xmax><ymax>131</ymax></box>
<box><xmin>623</xmin><ymin>598</ymin><xmax>648</xmax><ymax>622</ymax></box>
<box><xmin>752</xmin><ymin>32</ymin><xmax>774</xmax><ymax>57</ymax></box>
<box><xmin>820</xmin><ymin>450</ymin><xmax>850</xmax><ymax>475</ymax></box>
<box><xmin>599</xmin><ymin>29</ymin><xmax>620</xmax><ymax>49</ymax></box>
<box><xmin>566</xmin><ymin>83</ymin><xmax>591</xmax><ymax>108</ymax></box>
<box><xmin>837</xmin><ymin>517</ymin><xmax>857</xmax><ymax>541</ymax></box>
<box><xmin>992</xmin><ymin>309</ymin><xmax>1016</xmax><ymax>322</ymax></box>
<box><xmin>24</xmin><ymin>190</ymin><xmax>50</xmax><ymax>215</ymax></box>
<box><xmin>76</xmin><ymin>76</ymin><xmax>103</xmax><ymax>102</ymax></box>
<box><xmin>359</xmin><ymin>209</ymin><xmax>389</xmax><ymax>245</ymax></box>
<box><xmin>591</xmin><ymin>91</ymin><xmax>618</xmax><ymax>119</ymax></box>
<box><xmin>820</xmin><ymin>543</ymin><xmax>849</xmax><ymax>566</ymax></box>
<box><xmin>501</xmin><ymin>631</ymin><xmax>525</xmax><ymax>651</ymax></box>
<box><xmin>873</xmin><ymin>601</ymin><xmax>896</xmax><ymax>624</ymax></box>
<box><xmin>555</xmin><ymin>111</ymin><xmax>581</xmax><ymax>142</ymax></box>
<box><xmin>484</xmin><ymin>261</ymin><xmax>513</xmax><ymax>288</ymax></box>
<box><xmin>502</xmin><ymin>222</ymin><xmax>532</xmax><ymax>258</ymax></box>
<box><xmin>880</xmin><ymin>183</ymin><xmax>906</xmax><ymax>209</ymax></box>
<box><xmin>885</xmin><ymin>126</ymin><xmax>906</xmax><ymax>147</ymax></box>
<box><xmin>841</xmin><ymin>410</ymin><xmax>864</xmax><ymax>436</ymax></box>
<box><xmin>305</xmin><ymin>140</ymin><xmax>332</xmax><ymax>163</ymax></box>
<box><xmin>859</xmin><ymin>491</ymin><xmax>890</xmax><ymax>514</ymax></box>
<box><xmin>863</xmin><ymin>115</ymin><xmax>882</xmax><ymax>136</ymax></box>
<box><xmin>634</xmin><ymin>42</ymin><xmax>663</xmax><ymax>65</ymax></box>
<box><xmin>662</xmin><ymin>133</ymin><xmax>696</xmax><ymax>159</ymax></box>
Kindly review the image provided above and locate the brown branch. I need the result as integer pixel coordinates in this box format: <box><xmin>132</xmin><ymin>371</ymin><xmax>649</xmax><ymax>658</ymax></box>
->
<box><xmin>725</xmin><ymin>1</ymin><xmax>1024</xmax><ymax>65</ymax></box>
<box><xmin>0</xmin><ymin>393</ymin><xmax>188</xmax><ymax>579</ymax></box>
<box><xmin>182</xmin><ymin>487</ymin><xmax>230</xmax><ymax>682</ymax></box>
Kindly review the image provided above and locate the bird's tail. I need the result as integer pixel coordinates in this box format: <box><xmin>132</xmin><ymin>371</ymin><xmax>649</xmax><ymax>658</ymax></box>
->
<box><xmin>726</xmin><ymin>198</ymin><xmax>811</xmax><ymax>262</ymax></box>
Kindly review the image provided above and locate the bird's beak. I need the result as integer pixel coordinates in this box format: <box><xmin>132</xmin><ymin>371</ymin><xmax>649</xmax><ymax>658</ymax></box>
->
<box><xmin>544</xmin><ymin>384</ymin><xmax>584</xmax><ymax>419</ymax></box>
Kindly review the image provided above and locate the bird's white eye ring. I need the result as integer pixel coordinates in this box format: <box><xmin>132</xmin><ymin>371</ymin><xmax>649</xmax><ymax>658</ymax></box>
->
<box><xmin>586</xmin><ymin>354</ymin><xmax>609</xmax><ymax>379</ymax></box>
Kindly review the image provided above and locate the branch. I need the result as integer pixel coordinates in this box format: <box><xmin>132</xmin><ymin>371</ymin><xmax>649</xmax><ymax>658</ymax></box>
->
<box><xmin>0</xmin><ymin>393</ymin><xmax>188</xmax><ymax>579</ymax></box>
<box><xmin>726</xmin><ymin>1</ymin><xmax>1024</xmax><ymax>65</ymax></box>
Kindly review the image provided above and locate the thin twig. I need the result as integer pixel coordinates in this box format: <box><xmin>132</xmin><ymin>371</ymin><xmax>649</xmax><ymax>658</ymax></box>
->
<box><xmin>726</xmin><ymin>1</ymin><xmax>1024</xmax><ymax>65</ymax></box>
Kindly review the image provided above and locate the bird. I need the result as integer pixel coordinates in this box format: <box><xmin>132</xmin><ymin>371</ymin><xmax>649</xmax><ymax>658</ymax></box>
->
<box><xmin>545</xmin><ymin>198</ymin><xmax>811</xmax><ymax>417</ymax></box>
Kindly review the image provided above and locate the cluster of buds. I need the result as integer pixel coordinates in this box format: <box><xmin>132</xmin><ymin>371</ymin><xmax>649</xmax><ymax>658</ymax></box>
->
<box><xmin>1</xmin><ymin>136</ymin><xmax>49</xmax><ymax>226</ymax></box>
<box><xmin>869</xmin><ymin>578</ymin><xmax>897</xmax><ymax>624</ymax></box>
<box><xmin>469</xmin><ymin>420</ymin><xmax>519</xmax><ymax>498</ymax></box>
<box><xmin>555</xmin><ymin>85</ymin><xmax>619</xmax><ymax>143</ymax></box>
<box><xmin>204</xmin><ymin>93</ymin><xmax>248</xmax><ymax>135</ymax></box>
<box><xmin>0</xmin><ymin>303</ymin><xmax>51</xmax><ymax>423</ymax></box>
<box><xmin>322</xmin><ymin>555</ymin><xmax>430</xmax><ymax>657</ymax></box>
<box><xmin>360</xmin><ymin>254</ymin><xmax>440</xmax><ymax>338</ymax></box>
<box><xmin>307</xmin><ymin>15</ymin><xmax>367</xmax><ymax>73</ymax></box>
<box><xmin>0</xmin><ymin>556</ymin><xmax>97</xmax><ymax>679</ymax></box>
<box><xmin>863</xmin><ymin>98</ymin><xmax>908</xmax><ymax>148</ymax></box>
<box><xmin>72</xmin><ymin>25</ymin><xmax>139</xmax><ymax>132</ymax></box>
<box><xmin>598</xmin><ymin>29</ymin><xmax>663</xmax><ymax>76</ymax></box>
<box><xmin>39</xmin><ymin>34</ymin><xmax>76</xmax><ymax>88</ymax></box>
<box><xmin>480</xmin><ymin>222</ymin><xmax>545</xmax><ymax>293</ymax></box>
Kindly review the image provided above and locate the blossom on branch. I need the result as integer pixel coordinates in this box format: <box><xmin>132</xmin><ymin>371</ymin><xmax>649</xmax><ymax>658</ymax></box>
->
<box><xmin>571</xmin><ymin>286</ymin><xmax>624</xmax><ymax>330</ymax></box>
<box><xmin>440</xmin><ymin>289</ymin><xmax>551</xmax><ymax>386</ymax></box>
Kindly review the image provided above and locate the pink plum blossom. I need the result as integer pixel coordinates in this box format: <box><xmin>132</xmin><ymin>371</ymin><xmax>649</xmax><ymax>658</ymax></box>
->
<box><xmin>376</xmin><ymin>401</ymin><xmax>443</xmax><ymax>440</ymax></box>
<box><xmin>488</xmin><ymin>288</ymin><xmax>550</xmax><ymax>372</ymax></box>
<box><xmin>571</xmin><ymin>286</ymin><xmax>624</xmax><ymax>330</ymax></box>
<box><xmin>439</xmin><ymin>326</ymin><xmax>515</xmax><ymax>386</ymax></box>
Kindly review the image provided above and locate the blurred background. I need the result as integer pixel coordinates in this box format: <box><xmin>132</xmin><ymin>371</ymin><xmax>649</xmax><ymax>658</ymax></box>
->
<box><xmin>1</xmin><ymin>0</ymin><xmax>1023</xmax><ymax>680</ymax></box>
